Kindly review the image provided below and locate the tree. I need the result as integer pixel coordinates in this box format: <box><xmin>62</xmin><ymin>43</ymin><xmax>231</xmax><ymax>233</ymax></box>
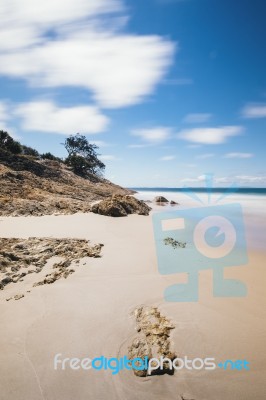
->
<box><xmin>22</xmin><ymin>145</ymin><xmax>39</xmax><ymax>157</ymax></box>
<box><xmin>0</xmin><ymin>130</ymin><xmax>22</xmax><ymax>154</ymax></box>
<box><xmin>41</xmin><ymin>152</ymin><xmax>62</xmax><ymax>162</ymax></box>
<box><xmin>64</xmin><ymin>133</ymin><xmax>105</xmax><ymax>176</ymax></box>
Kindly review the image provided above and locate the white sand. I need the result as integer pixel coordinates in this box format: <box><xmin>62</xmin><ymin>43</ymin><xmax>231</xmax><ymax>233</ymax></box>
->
<box><xmin>0</xmin><ymin>211</ymin><xmax>266</xmax><ymax>400</ymax></box>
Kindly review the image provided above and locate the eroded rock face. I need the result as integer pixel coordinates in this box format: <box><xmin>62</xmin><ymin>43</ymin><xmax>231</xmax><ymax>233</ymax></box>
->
<box><xmin>91</xmin><ymin>195</ymin><xmax>151</xmax><ymax>217</ymax></box>
<box><xmin>0</xmin><ymin>237</ymin><xmax>103</xmax><ymax>298</ymax></box>
<box><xmin>0</xmin><ymin>152</ymin><xmax>133</xmax><ymax>217</ymax></box>
<box><xmin>154</xmin><ymin>196</ymin><xmax>169</xmax><ymax>203</ymax></box>
<box><xmin>128</xmin><ymin>306</ymin><xmax>176</xmax><ymax>377</ymax></box>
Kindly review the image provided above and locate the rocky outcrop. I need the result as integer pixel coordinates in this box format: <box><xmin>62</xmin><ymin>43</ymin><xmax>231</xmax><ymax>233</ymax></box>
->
<box><xmin>128</xmin><ymin>306</ymin><xmax>176</xmax><ymax>377</ymax></box>
<box><xmin>170</xmin><ymin>200</ymin><xmax>179</xmax><ymax>205</ymax></box>
<box><xmin>154</xmin><ymin>196</ymin><xmax>169</xmax><ymax>203</ymax></box>
<box><xmin>0</xmin><ymin>237</ymin><xmax>103</xmax><ymax>296</ymax></box>
<box><xmin>91</xmin><ymin>194</ymin><xmax>151</xmax><ymax>217</ymax></box>
<box><xmin>0</xmin><ymin>149</ymin><xmax>133</xmax><ymax>216</ymax></box>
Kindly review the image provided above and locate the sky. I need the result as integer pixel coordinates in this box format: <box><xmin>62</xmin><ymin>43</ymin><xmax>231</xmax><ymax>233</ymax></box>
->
<box><xmin>0</xmin><ymin>0</ymin><xmax>266</xmax><ymax>187</ymax></box>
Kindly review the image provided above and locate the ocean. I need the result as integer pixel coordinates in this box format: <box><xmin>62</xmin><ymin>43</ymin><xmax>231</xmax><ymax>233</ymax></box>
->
<box><xmin>131</xmin><ymin>187</ymin><xmax>266</xmax><ymax>251</ymax></box>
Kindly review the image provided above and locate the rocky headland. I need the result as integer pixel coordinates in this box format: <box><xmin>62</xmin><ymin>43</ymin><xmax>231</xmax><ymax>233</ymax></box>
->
<box><xmin>0</xmin><ymin>148</ymin><xmax>133</xmax><ymax>217</ymax></box>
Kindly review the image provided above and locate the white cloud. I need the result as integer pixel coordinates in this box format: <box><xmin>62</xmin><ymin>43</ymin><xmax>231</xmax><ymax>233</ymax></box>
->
<box><xmin>131</xmin><ymin>127</ymin><xmax>172</xmax><ymax>144</ymax></box>
<box><xmin>91</xmin><ymin>140</ymin><xmax>112</xmax><ymax>147</ymax></box>
<box><xmin>180</xmin><ymin>175</ymin><xmax>205</xmax><ymax>183</ymax></box>
<box><xmin>181</xmin><ymin>175</ymin><xmax>266</xmax><ymax>186</ymax></box>
<box><xmin>242</xmin><ymin>103</ymin><xmax>266</xmax><ymax>118</ymax></box>
<box><xmin>128</xmin><ymin>144</ymin><xmax>152</xmax><ymax>148</ymax></box>
<box><xmin>14</xmin><ymin>101</ymin><xmax>109</xmax><ymax>135</ymax></box>
<box><xmin>215</xmin><ymin>175</ymin><xmax>266</xmax><ymax>185</ymax></box>
<box><xmin>178</xmin><ymin>126</ymin><xmax>243</xmax><ymax>144</ymax></box>
<box><xmin>160</xmin><ymin>155</ymin><xmax>176</xmax><ymax>161</ymax></box>
<box><xmin>224</xmin><ymin>152</ymin><xmax>254</xmax><ymax>159</ymax></box>
<box><xmin>235</xmin><ymin>175</ymin><xmax>266</xmax><ymax>184</ymax></box>
<box><xmin>183</xmin><ymin>113</ymin><xmax>212</xmax><ymax>124</ymax></box>
<box><xmin>196</xmin><ymin>153</ymin><xmax>215</xmax><ymax>159</ymax></box>
<box><xmin>0</xmin><ymin>0</ymin><xmax>122</xmax><ymax>28</ymax></box>
<box><xmin>0</xmin><ymin>0</ymin><xmax>175</xmax><ymax>108</ymax></box>
<box><xmin>100</xmin><ymin>154</ymin><xmax>117</xmax><ymax>160</ymax></box>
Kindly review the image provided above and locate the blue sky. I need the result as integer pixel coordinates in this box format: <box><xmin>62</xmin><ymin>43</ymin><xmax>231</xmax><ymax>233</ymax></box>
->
<box><xmin>0</xmin><ymin>0</ymin><xmax>265</xmax><ymax>187</ymax></box>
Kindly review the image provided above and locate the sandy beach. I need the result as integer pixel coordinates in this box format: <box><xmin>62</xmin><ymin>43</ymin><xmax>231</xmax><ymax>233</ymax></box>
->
<box><xmin>1</xmin><ymin>206</ymin><xmax>266</xmax><ymax>400</ymax></box>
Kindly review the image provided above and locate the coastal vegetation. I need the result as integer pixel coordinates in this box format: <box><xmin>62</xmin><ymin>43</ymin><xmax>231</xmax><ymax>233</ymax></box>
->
<box><xmin>0</xmin><ymin>130</ymin><xmax>104</xmax><ymax>177</ymax></box>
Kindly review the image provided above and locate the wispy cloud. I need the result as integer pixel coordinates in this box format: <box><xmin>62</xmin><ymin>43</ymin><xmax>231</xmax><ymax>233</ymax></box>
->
<box><xmin>180</xmin><ymin>175</ymin><xmax>266</xmax><ymax>187</ymax></box>
<box><xmin>215</xmin><ymin>175</ymin><xmax>266</xmax><ymax>185</ymax></box>
<box><xmin>100</xmin><ymin>154</ymin><xmax>117</xmax><ymax>160</ymax></box>
<box><xmin>224</xmin><ymin>152</ymin><xmax>254</xmax><ymax>159</ymax></box>
<box><xmin>235</xmin><ymin>175</ymin><xmax>266</xmax><ymax>184</ymax></box>
<box><xmin>183</xmin><ymin>113</ymin><xmax>212</xmax><ymax>124</ymax></box>
<box><xmin>127</xmin><ymin>144</ymin><xmax>151</xmax><ymax>149</ymax></box>
<box><xmin>159</xmin><ymin>155</ymin><xmax>176</xmax><ymax>161</ymax></box>
<box><xmin>181</xmin><ymin>174</ymin><xmax>266</xmax><ymax>186</ymax></box>
<box><xmin>0</xmin><ymin>0</ymin><xmax>175</xmax><ymax>108</ymax></box>
<box><xmin>131</xmin><ymin>127</ymin><xmax>172</xmax><ymax>144</ymax></box>
<box><xmin>180</xmin><ymin>175</ymin><xmax>206</xmax><ymax>183</ymax></box>
<box><xmin>178</xmin><ymin>126</ymin><xmax>243</xmax><ymax>144</ymax></box>
<box><xmin>14</xmin><ymin>100</ymin><xmax>109</xmax><ymax>134</ymax></box>
<box><xmin>241</xmin><ymin>103</ymin><xmax>266</xmax><ymax>118</ymax></box>
<box><xmin>91</xmin><ymin>140</ymin><xmax>112</xmax><ymax>147</ymax></box>
<box><xmin>196</xmin><ymin>153</ymin><xmax>215</xmax><ymax>159</ymax></box>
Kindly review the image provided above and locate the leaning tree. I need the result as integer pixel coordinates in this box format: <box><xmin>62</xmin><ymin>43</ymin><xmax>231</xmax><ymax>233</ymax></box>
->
<box><xmin>64</xmin><ymin>133</ymin><xmax>105</xmax><ymax>176</ymax></box>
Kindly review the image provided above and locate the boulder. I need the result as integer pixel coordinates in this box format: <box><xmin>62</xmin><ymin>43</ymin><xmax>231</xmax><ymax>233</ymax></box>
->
<box><xmin>170</xmin><ymin>200</ymin><xmax>179</xmax><ymax>205</ymax></box>
<box><xmin>128</xmin><ymin>306</ymin><xmax>176</xmax><ymax>377</ymax></box>
<box><xmin>0</xmin><ymin>276</ymin><xmax>12</xmax><ymax>289</ymax></box>
<box><xmin>91</xmin><ymin>194</ymin><xmax>151</xmax><ymax>217</ymax></box>
<box><xmin>154</xmin><ymin>196</ymin><xmax>169</xmax><ymax>203</ymax></box>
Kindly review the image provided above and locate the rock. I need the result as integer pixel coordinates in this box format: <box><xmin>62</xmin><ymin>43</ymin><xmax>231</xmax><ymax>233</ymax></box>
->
<box><xmin>170</xmin><ymin>200</ymin><xmax>179</xmax><ymax>205</ymax></box>
<box><xmin>14</xmin><ymin>294</ymin><xmax>24</xmax><ymax>300</ymax></box>
<box><xmin>128</xmin><ymin>306</ymin><xmax>176</xmax><ymax>377</ymax></box>
<box><xmin>0</xmin><ymin>276</ymin><xmax>12</xmax><ymax>289</ymax></box>
<box><xmin>92</xmin><ymin>195</ymin><xmax>151</xmax><ymax>217</ymax></box>
<box><xmin>0</xmin><ymin>237</ymin><xmax>104</xmax><ymax>291</ymax></box>
<box><xmin>154</xmin><ymin>196</ymin><xmax>169</xmax><ymax>203</ymax></box>
<box><xmin>92</xmin><ymin>200</ymin><xmax>127</xmax><ymax>217</ymax></box>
